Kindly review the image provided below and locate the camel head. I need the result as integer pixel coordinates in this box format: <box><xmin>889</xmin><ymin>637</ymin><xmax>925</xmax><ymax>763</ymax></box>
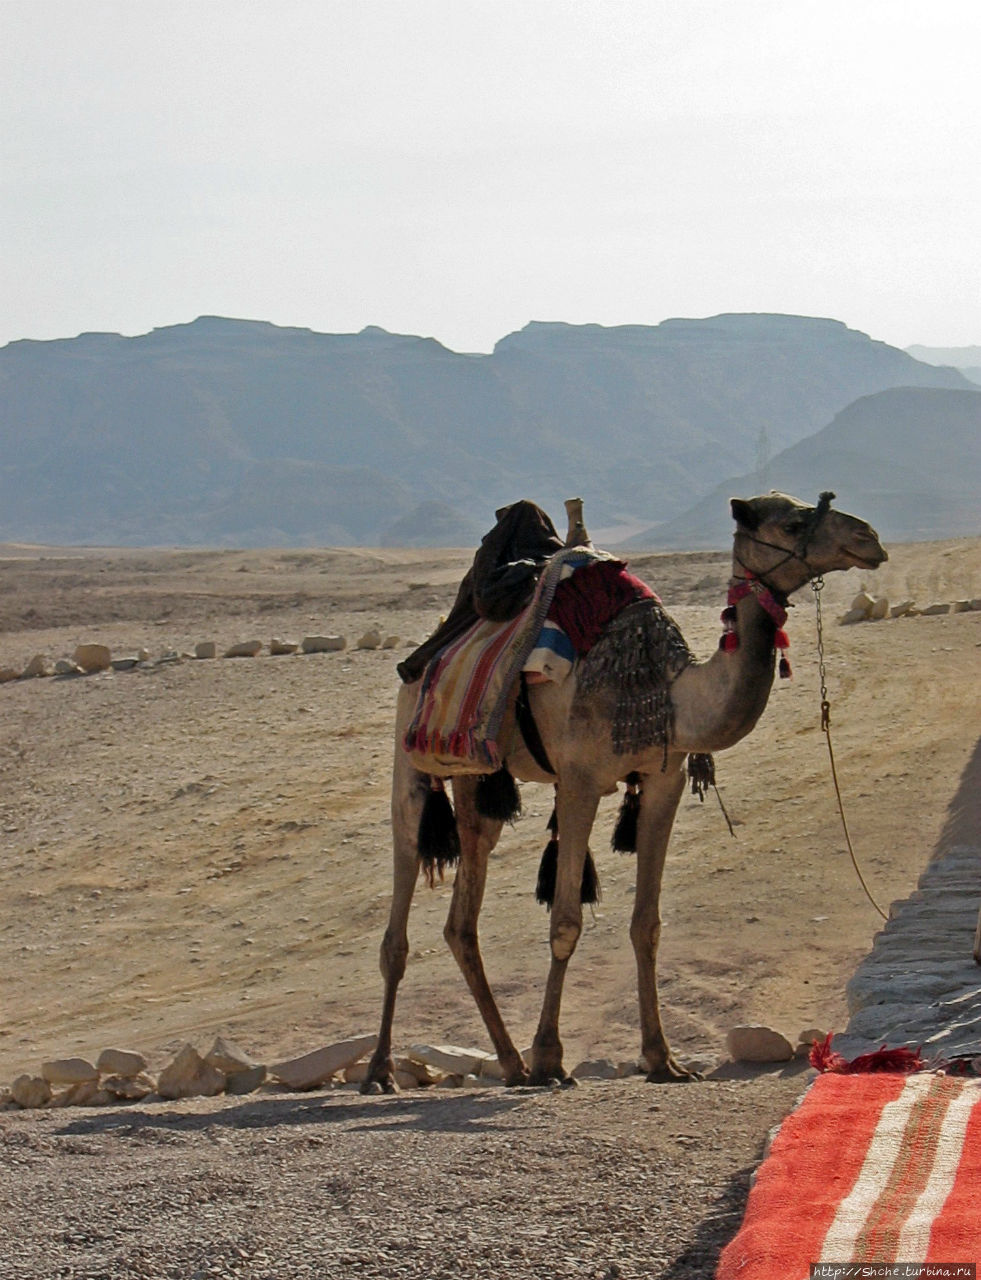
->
<box><xmin>729</xmin><ymin>491</ymin><xmax>887</xmax><ymax>598</ymax></box>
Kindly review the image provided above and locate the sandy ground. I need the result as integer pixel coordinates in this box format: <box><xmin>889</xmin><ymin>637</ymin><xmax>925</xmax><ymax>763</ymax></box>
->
<box><xmin>0</xmin><ymin>533</ymin><xmax>978</xmax><ymax>1278</ymax></box>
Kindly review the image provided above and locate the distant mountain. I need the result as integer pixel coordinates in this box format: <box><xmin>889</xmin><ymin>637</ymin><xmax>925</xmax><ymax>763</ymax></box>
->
<box><xmin>628</xmin><ymin>387</ymin><xmax>981</xmax><ymax>548</ymax></box>
<box><xmin>0</xmin><ymin>313</ymin><xmax>971</xmax><ymax>546</ymax></box>
<box><xmin>905</xmin><ymin>344</ymin><xmax>981</xmax><ymax>388</ymax></box>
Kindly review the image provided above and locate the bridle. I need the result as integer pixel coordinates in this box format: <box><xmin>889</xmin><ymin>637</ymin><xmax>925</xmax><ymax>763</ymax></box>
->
<box><xmin>732</xmin><ymin>490</ymin><xmax>837</xmax><ymax>601</ymax></box>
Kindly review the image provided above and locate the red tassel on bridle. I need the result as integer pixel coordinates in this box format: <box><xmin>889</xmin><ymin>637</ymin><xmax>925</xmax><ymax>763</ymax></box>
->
<box><xmin>719</xmin><ymin>604</ymin><xmax>739</xmax><ymax>651</ymax></box>
<box><xmin>720</xmin><ymin>578</ymin><xmax>793</xmax><ymax>677</ymax></box>
<box><xmin>775</xmin><ymin>627</ymin><xmax>792</xmax><ymax>679</ymax></box>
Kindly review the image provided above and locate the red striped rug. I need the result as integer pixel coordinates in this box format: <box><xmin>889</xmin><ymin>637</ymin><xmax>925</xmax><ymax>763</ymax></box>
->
<box><xmin>717</xmin><ymin>1073</ymin><xmax>981</xmax><ymax>1278</ymax></box>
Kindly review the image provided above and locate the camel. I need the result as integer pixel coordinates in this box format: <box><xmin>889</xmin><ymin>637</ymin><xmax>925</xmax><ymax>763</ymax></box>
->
<box><xmin>362</xmin><ymin>491</ymin><xmax>888</xmax><ymax>1091</ymax></box>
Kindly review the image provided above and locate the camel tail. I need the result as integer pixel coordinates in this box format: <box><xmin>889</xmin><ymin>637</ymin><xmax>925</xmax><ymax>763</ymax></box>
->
<box><xmin>418</xmin><ymin>779</ymin><xmax>461</xmax><ymax>886</ymax></box>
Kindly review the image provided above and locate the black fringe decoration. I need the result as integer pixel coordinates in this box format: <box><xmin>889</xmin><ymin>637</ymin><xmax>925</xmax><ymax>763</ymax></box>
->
<box><xmin>535</xmin><ymin>842</ymin><xmax>601</xmax><ymax>909</ymax></box>
<box><xmin>581</xmin><ymin>849</ymin><xmax>601</xmax><ymax>905</ymax></box>
<box><xmin>535</xmin><ymin>838</ymin><xmax>559</xmax><ymax>906</ymax></box>
<box><xmin>475</xmin><ymin>765</ymin><xmax>522</xmax><ymax>823</ymax></box>
<box><xmin>575</xmin><ymin>599</ymin><xmax>695</xmax><ymax>759</ymax></box>
<box><xmin>611</xmin><ymin>771</ymin><xmax>642</xmax><ymax>853</ymax></box>
<box><xmin>687</xmin><ymin>752</ymin><xmax>716</xmax><ymax>801</ymax></box>
<box><xmin>418</xmin><ymin>779</ymin><xmax>460</xmax><ymax>886</ymax></box>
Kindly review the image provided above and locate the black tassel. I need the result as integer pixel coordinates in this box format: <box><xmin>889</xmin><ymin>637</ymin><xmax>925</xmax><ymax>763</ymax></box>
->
<box><xmin>536</xmin><ymin>841</ymin><xmax>602</xmax><ymax>908</ymax></box>
<box><xmin>687</xmin><ymin>752</ymin><xmax>716</xmax><ymax>801</ymax></box>
<box><xmin>475</xmin><ymin>765</ymin><xmax>522</xmax><ymax>822</ymax></box>
<box><xmin>581</xmin><ymin>849</ymin><xmax>601</xmax><ymax>905</ymax></box>
<box><xmin>546</xmin><ymin>804</ymin><xmax>558</xmax><ymax>834</ymax></box>
<box><xmin>611</xmin><ymin>771</ymin><xmax>642</xmax><ymax>853</ymax></box>
<box><xmin>418</xmin><ymin>779</ymin><xmax>460</xmax><ymax>886</ymax></box>
<box><xmin>535</xmin><ymin>838</ymin><xmax>559</xmax><ymax>906</ymax></box>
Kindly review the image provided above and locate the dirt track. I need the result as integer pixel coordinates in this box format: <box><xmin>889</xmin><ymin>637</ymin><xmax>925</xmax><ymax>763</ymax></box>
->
<box><xmin>1</xmin><ymin>536</ymin><xmax>978</xmax><ymax>1276</ymax></box>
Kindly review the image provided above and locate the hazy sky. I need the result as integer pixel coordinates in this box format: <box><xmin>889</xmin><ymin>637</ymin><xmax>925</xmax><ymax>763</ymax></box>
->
<box><xmin>3</xmin><ymin>0</ymin><xmax>980</xmax><ymax>353</ymax></box>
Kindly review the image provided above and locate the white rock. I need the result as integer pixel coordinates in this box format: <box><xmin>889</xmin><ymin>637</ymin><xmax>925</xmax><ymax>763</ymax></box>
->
<box><xmin>269</xmin><ymin>638</ymin><xmax>299</xmax><ymax>655</ymax></box>
<box><xmin>394</xmin><ymin>1068</ymin><xmax>421</xmax><ymax>1090</ymax></box>
<box><xmin>51</xmin><ymin>1079</ymin><xmax>114</xmax><ymax>1107</ymax></box>
<box><xmin>156</xmin><ymin>1044</ymin><xmax>226</xmax><ymax>1099</ymax></box>
<box><xmin>890</xmin><ymin>600</ymin><xmax>915</xmax><ymax>618</ymax></box>
<box><xmin>42</xmin><ymin>1057</ymin><xmax>99</xmax><ymax>1085</ymax></box>
<box><xmin>355</xmin><ymin>629</ymin><xmax>382</xmax><ymax>650</ymax></box>
<box><xmin>301</xmin><ymin>635</ymin><xmax>346</xmax><ymax>653</ymax></box>
<box><xmin>951</xmin><ymin>600</ymin><xmax>972</xmax><ymax>613</ymax></box>
<box><xmin>11</xmin><ymin>1075</ymin><xmax>52</xmax><ymax>1108</ymax></box>
<box><xmin>136</xmin><ymin>648</ymin><xmax>151</xmax><ymax>662</ymax></box>
<box><xmin>225</xmin><ymin>1065</ymin><xmax>267</xmax><ymax>1095</ymax></box>
<box><xmin>22</xmin><ymin>654</ymin><xmax>55</xmax><ymax>678</ymax></box>
<box><xmin>381</xmin><ymin>635</ymin><xmax>401</xmax><ymax>650</ymax></box>
<box><xmin>850</xmin><ymin>590</ymin><xmax>875</xmax><ymax>615</ymax></box>
<box><xmin>726</xmin><ymin>1025</ymin><xmax>795</xmax><ymax>1063</ymax></box>
<box><xmin>839</xmin><ymin>608</ymin><xmax>868</xmax><ymax>626</ymax></box>
<box><xmin>72</xmin><ymin>643</ymin><xmax>112</xmax><ymax>673</ymax></box>
<box><xmin>270</xmin><ymin>1035</ymin><xmax>378</xmax><ymax>1091</ymax></box>
<box><xmin>55</xmin><ymin>659</ymin><xmax>84</xmax><ymax>675</ymax></box>
<box><xmin>204</xmin><ymin>1034</ymin><xmax>261</xmax><ymax>1076</ymax></box>
<box><xmin>224</xmin><ymin>640</ymin><xmax>263</xmax><ymax>658</ymax></box>
<box><xmin>797</xmin><ymin>1027</ymin><xmax>826</xmax><ymax>1046</ymax></box>
<box><xmin>111</xmin><ymin>657</ymin><xmax>140</xmax><ymax>671</ymax></box>
<box><xmin>867</xmin><ymin>596</ymin><xmax>889</xmax><ymax>621</ymax></box>
<box><xmin>97</xmin><ymin>1047</ymin><xmax>148</xmax><ymax>1078</ymax></box>
<box><xmin>101</xmin><ymin>1073</ymin><xmax>155</xmax><ymax>1101</ymax></box>
<box><xmin>194</xmin><ymin>641</ymin><xmax>217</xmax><ymax>659</ymax></box>
<box><xmin>394</xmin><ymin>1056</ymin><xmax>443</xmax><ymax>1085</ymax></box>
<box><xmin>921</xmin><ymin>602</ymin><xmax>951</xmax><ymax>616</ymax></box>
<box><xmin>571</xmin><ymin>1058</ymin><xmax>620</xmax><ymax>1080</ymax></box>
<box><xmin>407</xmin><ymin>1043</ymin><xmax>494</xmax><ymax>1076</ymax></box>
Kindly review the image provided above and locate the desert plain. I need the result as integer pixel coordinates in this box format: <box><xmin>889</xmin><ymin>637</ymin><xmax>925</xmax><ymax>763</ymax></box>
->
<box><xmin>0</xmin><ymin>531</ymin><xmax>978</xmax><ymax>1279</ymax></box>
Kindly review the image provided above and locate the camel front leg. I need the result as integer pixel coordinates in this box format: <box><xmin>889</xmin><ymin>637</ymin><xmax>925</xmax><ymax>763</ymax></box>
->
<box><xmin>443</xmin><ymin>778</ymin><xmax>528</xmax><ymax>1085</ymax></box>
<box><xmin>630</xmin><ymin>755</ymin><xmax>700</xmax><ymax>1082</ymax></box>
<box><xmin>363</xmin><ymin>698</ymin><xmax>429</xmax><ymax>1093</ymax></box>
<box><xmin>529</xmin><ymin>773</ymin><xmax>602</xmax><ymax>1085</ymax></box>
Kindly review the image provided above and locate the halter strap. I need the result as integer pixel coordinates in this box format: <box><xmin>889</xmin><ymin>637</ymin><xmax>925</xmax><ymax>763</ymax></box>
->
<box><xmin>727</xmin><ymin>574</ymin><xmax>789</xmax><ymax>627</ymax></box>
<box><xmin>732</xmin><ymin>490</ymin><xmax>837</xmax><ymax>598</ymax></box>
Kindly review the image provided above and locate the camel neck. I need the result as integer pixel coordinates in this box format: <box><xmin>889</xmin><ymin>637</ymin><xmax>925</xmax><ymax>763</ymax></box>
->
<box><xmin>669</xmin><ymin>580</ymin><xmax>783</xmax><ymax>754</ymax></box>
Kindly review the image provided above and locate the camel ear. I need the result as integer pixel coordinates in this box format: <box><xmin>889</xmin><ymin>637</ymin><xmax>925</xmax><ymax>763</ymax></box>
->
<box><xmin>730</xmin><ymin>498</ymin><xmax>760</xmax><ymax>531</ymax></box>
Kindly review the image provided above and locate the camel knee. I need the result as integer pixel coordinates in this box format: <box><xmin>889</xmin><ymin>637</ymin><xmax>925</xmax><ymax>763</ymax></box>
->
<box><xmin>443</xmin><ymin>917</ymin><xmax>477</xmax><ymax>962</ymax></box>
<box><xmin>550</xmin><ymin>917</ymin><xmax>581</xmax><ymax>961</ymax></box>
<box><xmin>379</xmin><ymin>929</ymin><xmax>409</xmax><ymax>982</ymax></box>
<box><xmin>629</xmin><ymin>915</ymin><xmax>661</xmax><ymax>954</ymax></box>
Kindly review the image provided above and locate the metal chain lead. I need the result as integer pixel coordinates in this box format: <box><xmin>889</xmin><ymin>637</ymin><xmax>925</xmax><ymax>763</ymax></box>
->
<box><xmin>813</xmin><ymin>575</ymin><xmax>831</xmax><ymax>729</ymax></box>
<box><xmin>811</xmin><ymin>575</ymin><xmax>887</xmax><ymax>921</ymax></box>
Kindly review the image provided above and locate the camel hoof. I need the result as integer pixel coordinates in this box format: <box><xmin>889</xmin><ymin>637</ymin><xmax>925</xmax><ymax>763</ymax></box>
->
<box><xmin>527</xmin><ymin>1069</ymin><xmax>567</xmax><ymax>1088</ymax></box>
<box><xmin>645</xmin><ymin>1061</ymin><xmax>703</xmax><ymax>1084</ymax></box>
<box><xmin>503</xmin><ymin>1068</ymin><xmax>530</xmax><ymax>1087</ymax></box>
<box><xmin>359</xmin><ymin>1077</ymin><xmax>397</xmax><ymax>1095</ymax></box>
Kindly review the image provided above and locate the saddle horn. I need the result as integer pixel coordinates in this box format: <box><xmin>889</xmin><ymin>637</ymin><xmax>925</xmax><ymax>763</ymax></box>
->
<box><xmin>564</xmin><ymin>497</ymin><xmax>592</xmax><ymax>548</ymax></box>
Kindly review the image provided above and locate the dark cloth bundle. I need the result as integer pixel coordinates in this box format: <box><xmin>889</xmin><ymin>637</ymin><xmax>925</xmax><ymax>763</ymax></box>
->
<box><xmin>397</xmin><ymin>500</ymin><xmax>564</xmax><ymax>683</ymax></box>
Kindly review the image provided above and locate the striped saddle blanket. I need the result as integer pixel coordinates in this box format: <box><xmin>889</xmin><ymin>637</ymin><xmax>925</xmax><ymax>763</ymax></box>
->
<box><xmin>403</xmin><ymin>546</ymin><xmax>626</xmax><ymax>774</ymax></box>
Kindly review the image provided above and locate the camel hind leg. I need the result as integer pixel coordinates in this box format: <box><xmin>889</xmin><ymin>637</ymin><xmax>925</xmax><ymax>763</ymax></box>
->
<box><xmin>443</xmin><ymin>776</ymin><xmax>529</xmax><ymax>1085</ymax></box>
<box><xmin>630</xmin><ymin>754</ymin><xmax>700</xmax><ymax>1082</ymax></box>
